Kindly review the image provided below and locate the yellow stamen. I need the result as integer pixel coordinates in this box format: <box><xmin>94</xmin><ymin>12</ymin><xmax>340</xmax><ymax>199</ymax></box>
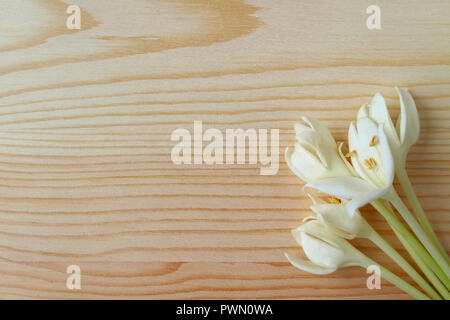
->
<box><xmin>364</xmin><ymin>157</ymin><xmax>377</xmax><ymax>169</ymax></box>
<box><xmin>328</xmin><ymin>196</ymin><xmax>341</xmax><ymax>204</ymax></box>
<box><xmin>369</xmin><ymin>135</ymin><xmax>377</xmax><ymax>147</ymax></box>
<box><xmin>345</xmin><ymin>150</ymin><xmax>356</xmax><ymax>158</ymax></box>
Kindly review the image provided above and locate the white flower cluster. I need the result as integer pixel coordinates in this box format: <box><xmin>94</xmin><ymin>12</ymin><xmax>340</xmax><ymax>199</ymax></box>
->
<box><xmin>284</xmin><ymin>88</ymin><xmax>450</xmax><ymax>300</ymax></box>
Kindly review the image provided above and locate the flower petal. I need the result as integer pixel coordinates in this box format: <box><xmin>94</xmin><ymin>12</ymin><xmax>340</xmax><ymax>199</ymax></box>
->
<box><xmin>306</xmin><ymin>176</ymin><xmax>389</xmax><ymax>216</ymax></box>
<box><xmin>348</xmin><ymin>122</ymin><xmax>374</xmax><ymax>182</ymax></box>
<box><xmin>396</xmin><ymin>87</ymin><xmax>420</xmax><ymax>148</ymax></box>
<box><xmin>348</xmin><ymin>122</ymin><xmax>359</xmax><ymax>153</ymax></box>
<box><xmin>306</xmin><ymin>192</ymin><xmax>327</xmax><ymax>205</ymax></box>
<box><xmin>291</xmin><ymin>228</ymin><xmax>303</xmax><ymax>247</ymax></box>
<box><xmin>292</xmin><ymin>222</ymin><xmax>347</xmax><ymax>270</ymax></box>
<box><xmin>302</xmin><ymin>116</ymin><xmax>336</xmax><ymax>148</ymax></box>
<box><xmin>311</xmin><ymin>203</ymin><xmax>371</xmax><ymax>239</ymax></box>
<box><xmin>288</xmin><ymin>221</ymin><xmax>366</xmax><ymax>272</ymax></box>
<box><xmin>357</xmin><ymin>103</ymin><xmax>370</xmax><ymax>119</ymax></box>
<box><xmin>345</xmin><ymin>185</ymin><xmax>390</xmax><ymax>216</ymax></box>
<box><xmin>301</xmin><ymin>232</ymin><xmax>347</xmax><ymax>268</ymax></box>
<box><xmin>354</xmin><ymin>117</ymin><xmax>386</xmax><ymax>187</ymax></box>
<box><xmin>285</xmin><ymin>147</ymin><xmax>307</xmax><ymax>182</ymax></box>
<box><xmin>293</xmin><ymin>122</ymin><xmax>310</xmax><ymax>135</ymax></box>
<box><xmin>285</xmin><ymin>253</ymin><xmax>336</xmax><ymax>275</ymax></box>
<box><xmin>302</xmin><ymin>216</ymin><xmax>318</xmax><ymax>223</ymax></box>
<box><xmin>377</xmin><ymin>124</ymin><xmax>395</xmax><ymax>185</ymax></box>
<box><xmin>295</xmin><ymin>220</ymin><xmax>343</xmax><ymax>249</ymax></box>
<box><xmin>295</xmin><ymin>129</ymin><xmax>328</xmax><ymax>167</ymax></box>
<box><xmin>285</xmin><ymin>145</ymin><xmax>324</xmax><ymax>183</ymax></box>
<box><xmin>305</xmin><ymin>176</ymin><xmax>374</xmax><ymax>200</ymax></box>
<box><xmin>356</xmin><ymin>117</ymin><xmax>378</xmax><ymax>151</ymax></box>
<box><xmin>338</xmin><ymin>142</ymin><xmax>357</xmax><ymax>176</ymax></box>
<box><xmin>367</xmin><ymin>93</ymin><xmax>399</xmax><ymax>145</ymax></box>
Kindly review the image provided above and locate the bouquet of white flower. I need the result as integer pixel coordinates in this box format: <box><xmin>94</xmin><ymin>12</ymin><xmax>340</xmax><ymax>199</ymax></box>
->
<box><xmin>285</xmin><ymin>87</ymin><xmax>449</xmax><ymax>300</ymax></box>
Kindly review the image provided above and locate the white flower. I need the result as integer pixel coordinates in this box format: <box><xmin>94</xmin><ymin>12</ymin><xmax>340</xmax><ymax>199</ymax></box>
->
<box><xmin>306</xmin><ymin>117</ymin><xmax>395</xmax><ymax>216</ymax></box>
<box><xmin>285</xmin><ymin>220</ymin><xmax>365</xmax><ymax>274</ymax></box>
<box><xmin>308</xmin><ymin>194</ymin><xmax>372</xmax><ymax>240</ymax></box>
<box><xmin>358</xmin><ymin>87</ymin><xmax>420</xmax><ymax>167</ymax></box>
<box><xmin>285</xmin><ymin>117</ymin><xmax>354</xmax><ymax>183</ymax></box>
<box><xmin>285</xmin><ymin>220</ymin><xmax>429</xmax><ymax>300</ymax></box>
<box><xmin>285</xmin><ymin>219</ymin><xmax>432</xmax><ymax>300</ymax></box>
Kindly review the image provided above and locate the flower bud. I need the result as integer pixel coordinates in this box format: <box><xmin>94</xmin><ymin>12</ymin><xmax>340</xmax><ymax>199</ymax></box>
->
<box><xmin>285</xmin><ymin>116</ymin><xmax>353</xmax><ymax>183</ymax></box>
<box><xmin>285</xmin><ymin>220</ymin><xmax>365</xmax><ymax>274</ymax></box>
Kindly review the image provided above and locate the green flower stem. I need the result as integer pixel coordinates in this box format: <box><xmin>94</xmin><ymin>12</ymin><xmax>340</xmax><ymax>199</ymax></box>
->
<box><xmin>357</xmin><ymin>254</ymin><xmax>430</xmax><ymax>300</ymax></box>
<box><xmin>392</xmin><ymin>224</ymin><xmax>448</xmax><ymax>300</ymax></box>
<box><xmin>372</xmin><ymin>199</ymin><xmax>450</xmax><ymax>295</ymax></box>
<box><xmin>396</xmin><ymin>166</ymin><xmax>450</xmax><ymax>264</ymax></box>
<box><xmin>368</xmin><ymin>230</ymin><xmax>442</xmax><ymax>300</ymax></box>
<box><xmin>388</xmin><ymin>190</ymin><xmax>450</xmax><ymax>278</ymax></box>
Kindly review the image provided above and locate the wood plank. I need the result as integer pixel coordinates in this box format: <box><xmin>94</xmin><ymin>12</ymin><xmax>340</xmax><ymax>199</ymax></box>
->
<box><xmin>0</xmin><ymin>0</ymin><xmax>448</xmax><ymax>299</ymax></box>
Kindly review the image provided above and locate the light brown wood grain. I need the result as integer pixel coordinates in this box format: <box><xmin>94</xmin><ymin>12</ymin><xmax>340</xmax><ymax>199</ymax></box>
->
<box><xmin>0</xmin><ymin>0</ymin><xmax>449</xmax><ymax>299</ymax></box>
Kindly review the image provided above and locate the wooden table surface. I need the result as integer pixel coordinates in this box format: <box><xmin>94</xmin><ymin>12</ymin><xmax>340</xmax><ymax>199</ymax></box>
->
<box><xmin>0</xmin><ymin>0</ymin><xmax>449</xmax><ymax>299</ymax></box>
